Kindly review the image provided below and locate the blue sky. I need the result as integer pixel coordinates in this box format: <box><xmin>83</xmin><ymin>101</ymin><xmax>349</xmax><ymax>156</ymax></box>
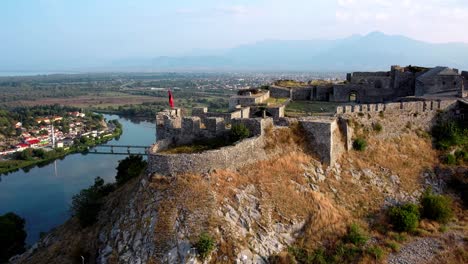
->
<box><xmin>1</xmin><ymin>0</ymin><xmax>468</xmax><ymax>69</ymax></box>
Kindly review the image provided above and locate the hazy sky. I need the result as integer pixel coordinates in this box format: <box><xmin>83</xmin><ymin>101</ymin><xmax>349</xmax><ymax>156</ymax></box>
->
<box><xmin>1</xmin><ymin>0</ymin><xmax>468</xmax><ymax>68</ymax></box>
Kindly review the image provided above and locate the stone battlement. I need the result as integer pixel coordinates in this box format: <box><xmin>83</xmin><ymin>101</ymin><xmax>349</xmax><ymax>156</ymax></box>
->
<box><xmin>335</xmin><ymin>99</ymin><xmax>457</xmax><ymax>115</ymax></box>
<box><xmin>155</xmin><ymin>107</ymin><xmax>274</xmax><ymax>146</ymax></box>
<box><xmin>150</xmin><ymin>108</ymin><xmax>275</xmax><ymax>176</ymax></box>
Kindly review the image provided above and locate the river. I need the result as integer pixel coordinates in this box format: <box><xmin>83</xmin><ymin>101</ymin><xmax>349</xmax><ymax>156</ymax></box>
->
<box><xmin>0</xmin><ymin>114</ymin><xmax>156</xmax><ymax>245</ymax></box>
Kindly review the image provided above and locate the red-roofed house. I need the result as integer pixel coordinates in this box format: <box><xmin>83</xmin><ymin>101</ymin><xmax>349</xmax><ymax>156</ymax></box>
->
<box><xmin>25</xmin><ymin>138</ymin><xmax>40</xmax><ymax>147</ymax></box>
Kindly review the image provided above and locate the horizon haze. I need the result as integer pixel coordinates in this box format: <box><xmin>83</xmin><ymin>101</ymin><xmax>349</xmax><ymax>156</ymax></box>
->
<box><xmin>2</xmin><ymin>0</ymin><xmax>468</xmax><ymax>72</ymax></box>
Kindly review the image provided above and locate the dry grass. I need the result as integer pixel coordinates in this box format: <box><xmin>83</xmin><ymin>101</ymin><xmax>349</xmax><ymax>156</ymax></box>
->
<box><xmin>342</xmin><ymin>132</ymin><xmax>438</xmax><ymax>193</ymax></box>
<box><xmin>151</xmin><ymin>173</ymin><xmax>217</xmax><ymax>254</ymax></box>
<box><xmin>211</xmin><ymin>149</ymin><xmax>350</xmax><ymax>250</ymax></box>
<box><xmin>428</xmin><ymin>230</ymin><xmax>468</xmax><ymax>264</ymax></box>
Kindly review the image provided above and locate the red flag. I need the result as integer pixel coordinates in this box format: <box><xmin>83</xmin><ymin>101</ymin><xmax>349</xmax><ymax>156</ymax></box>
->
<box><xmin>168</xmin><ymin>90</ymin><xmax>174</xmax><ymax>108</ymax></box>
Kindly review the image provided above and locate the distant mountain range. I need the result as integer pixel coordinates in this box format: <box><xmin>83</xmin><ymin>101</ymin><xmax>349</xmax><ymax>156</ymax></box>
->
<box><xmin>3</xmin><ymin>32</ymin><xmax>468</xmax><ymax>74</ymax></box>
<box><xmin>113</xmin><ymin>31</ymin><xmax>468</xmax><ymax>72</ymax></box>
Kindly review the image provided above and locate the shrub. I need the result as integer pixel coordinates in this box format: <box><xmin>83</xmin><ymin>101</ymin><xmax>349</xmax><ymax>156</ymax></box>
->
<box><xmin>115</xmin><ymin>155</ymin><xmax>147</xmax><ymax>186</ymax></box>
<box><xmin>288</xmin><ymin>247</ymin><xmax>328</xmax><ymax>264</ymax></box>
<box><xmin>385</xmin><ymin>240</ymin><xmax>400</xmax><ymax>252</ymax></box>
<box><xmin>455</xmin><ymin>149</ymin><xmax>468</xmax><ymax>163</ymax></box>
<box><xmin>0</xmin><ymin>213</ymin><xmax>26</xmax><ymax>262</ymax></box>
<box><xmin>388</xmin><ymin>203</ymin><xmax>420</xmax><ymax>232</ymax></box>
<box><xmin>366</xmin><ymin>245</ymin><xmax>384</xmax><ymax>260</ymax></box>
<box><xmin>71</xmin><ymin>177</ymin><xmax>115</xmax><ymax>227</ymax></box>
<box><xmin>444</xmin><ymin>154</ymin><xmax>457</xmax><ymax>165</ymax></box>
<box><xmin>431</xmin><ymin>120</ymin><xmax>468</xmax><ymax>150</ymax></box>
<box><xmin>230</xmin><ymin>124</ymin><xmax>250</xmax><ymax>142</ymax></box>
<box><xmin>195</xmin><ymin>232</ymin><xmax>215</xmax><ymax>260</ymax></box>
<box><xmin>331</xmin><ymin>243</ymin><xmax>362</xmax><ymax>263</ymax></box>
<box><xmin>420</xmin><ymin>189</ymin><xmax>453</xmax><ymax>223</ymax></box>
<box><xmin>353</xmin><ymin>138</ymin><xmax>367</xmax><ymax>151</ymax></box>
<box><xmin>389</xmin><ymin>231</ymin><xmax>408</xmax><ymax>242</ymax></box>
<box><xmin>344</xmin><ymin>223</ymin><xmax>368</xmax><ymax>247</ymax></box>
<box><xmin>373</xmin><ymin>123</ymin><xmax>383</xmax><ymax>133</ymax></box>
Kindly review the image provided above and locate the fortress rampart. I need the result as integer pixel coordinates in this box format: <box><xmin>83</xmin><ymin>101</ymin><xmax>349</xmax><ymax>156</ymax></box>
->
<box><xmin>270</xmin><ymin>65</ymin><xmax>466</xmax><ymax>104</ymax></box>
<box><xmin>336</xmin><ymin>99</ymin><xmax>457</xmax><ymax>115</ymax></box>
<box><xmin>149</xmin><ymin>109</ymin><xmax>275</xmax><ymax>176</ymax></box>
<box><xmin>147</xmin><ymin>98</ymin><xmax>463</xmax><ymax>177</ymax></box>
<box><xmin>336</xmin><ymin>99</ymin><xmax>459</xmax><ymax>133</ymax></box>
<box><xmin>148</xmin><ymin>135</ymin><xmax>268</xmax><ymax>176</ymax></box>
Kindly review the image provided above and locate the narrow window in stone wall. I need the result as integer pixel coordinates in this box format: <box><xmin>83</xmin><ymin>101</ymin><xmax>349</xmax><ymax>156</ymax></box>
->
<box><xmin>454</xmin><ymin>81</ymin><xmax>457</xmax><ymax>86</ymax></box>
<box><xmin>349</xmin><ymin>92</ymin><xmax>357</xmax><ymax>102</ymax></box>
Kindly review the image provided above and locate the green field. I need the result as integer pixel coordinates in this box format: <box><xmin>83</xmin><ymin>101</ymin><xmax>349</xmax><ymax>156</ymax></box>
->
<box><xmin>266</xmin><ymin>97</ymin><xmax>289</xmax><ymax>106</ymax></box>
<box><xmin>285</xmin><ymin>101</ymin><xmax>342</xmax><ymax>117</ymax></box>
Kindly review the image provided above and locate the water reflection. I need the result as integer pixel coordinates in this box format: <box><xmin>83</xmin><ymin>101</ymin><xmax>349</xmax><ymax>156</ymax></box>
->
<box><xmin>0</xmin><ymin>114</ymin><xmax>155</xmax><ymax>245</ymax></box>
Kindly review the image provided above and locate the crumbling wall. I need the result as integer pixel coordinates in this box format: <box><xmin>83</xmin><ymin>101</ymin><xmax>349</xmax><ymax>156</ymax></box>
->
<box><xmin>231</xmin><ymin>118</ymin><xmax>273</xmax><ymax>137</ymax></box>
<box><xmin>156</xmin><ymin>111</ymin><xmax>227</xmax><ymax>144</ymax></box>
<box><xmin>147</xmin><ymin>136</ymin><xmax>268</xmax><ymax>176</ymax></box>
<box><xmin>269</xmin><ymin>85</ymin><xmax>292</xmax><ymax>98</ymax></box>
<box><xmin>148</xmin><ymin>117</ymin><xmax>274</xmax><ymax>176</ymax></box>
<box><xmin>228</xmin><ymin>91</ymin><xmax>270</xmax><ymax>109</ymax></box>
<box><xmin>298</xmin><ymin>118</ymin><xmax>349</xmax><ymax>165</ymax></box>
<box><xmin>192</xmin><ymin>107</ymin><xmax>249</xmax><ymax>123</ymax></box>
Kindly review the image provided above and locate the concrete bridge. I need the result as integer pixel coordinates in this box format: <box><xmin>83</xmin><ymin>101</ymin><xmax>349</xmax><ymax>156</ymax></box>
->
<box><xmin>89</xmin><ymin>145</ymin><xmax>150</xmax><ymax>155</ymax></box>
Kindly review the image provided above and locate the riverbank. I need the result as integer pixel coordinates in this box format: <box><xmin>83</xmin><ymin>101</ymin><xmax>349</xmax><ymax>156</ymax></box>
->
<box><xmin>92</xmin><ymin>109</ymin><xmax>157</xmax><ymax>121</ymax></box>
<box><xmin>0</xmin><ymin>121</ymin><xmax>123</xmax><ymax>175</ymax></box>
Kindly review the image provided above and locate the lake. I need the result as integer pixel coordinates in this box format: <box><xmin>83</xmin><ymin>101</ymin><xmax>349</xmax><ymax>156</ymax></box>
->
<box><xmin>0</xmin><ymin>114</ymin><xmax>156</xmax><ymax>245</ymax></box>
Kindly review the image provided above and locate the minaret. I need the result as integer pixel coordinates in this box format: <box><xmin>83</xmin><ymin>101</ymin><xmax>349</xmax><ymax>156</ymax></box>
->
<box><xmin>51</xmin><ymin>124</ymin><xmax>56</xmax><ymax>148</ymax></box>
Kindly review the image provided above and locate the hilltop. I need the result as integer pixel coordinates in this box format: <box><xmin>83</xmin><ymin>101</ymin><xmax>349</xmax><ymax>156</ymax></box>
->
<box><xmin>12</xmin><ymin>102</ymin><xmax>468</xmax><ymax>263</ymax></box>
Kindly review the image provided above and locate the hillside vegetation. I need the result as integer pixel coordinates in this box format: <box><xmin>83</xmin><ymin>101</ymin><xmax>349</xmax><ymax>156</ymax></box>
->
<box><xmin>12</xmin><ymin>119</ymin><xmax>467</xmax><ymax>264</ymax></box>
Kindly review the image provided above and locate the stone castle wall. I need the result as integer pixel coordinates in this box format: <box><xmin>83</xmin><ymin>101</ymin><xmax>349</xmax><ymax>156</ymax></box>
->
<box><xmin>148</xmin><ymin>135</ymin><xmax>268</xmax><ymax>176</ymax></box>
<box><xmin>192</xmin><ymin>106</ymin><xmax>250</xmax><ymax>123</ymax></box>
<box><xmin>269</xmin><ymin>85</ymin><xmax>292</xmax><ymax>98</ymax></box>
<box><xmin>298</xmin><ymin>118</ymin><xmax>350</xmax><ymax>165</ymax></box>
<box><xmin>229</xmin><ymin>91</ymin><xmax>270</xmax><ymax>110</ymax></box>
<box><xmin>352</xmin><ymin>71</ymin><xmax>390</xmax><ymax>77</ymax></box>
<box><xmin>148</xmin><ymin>117</ymin><xmax>274</xmax><ymax>176</ymax></box>
<box><xmin>336</xmin><ymin>99</ymin><xmax>458</xmax><ymax>133</ymax></box>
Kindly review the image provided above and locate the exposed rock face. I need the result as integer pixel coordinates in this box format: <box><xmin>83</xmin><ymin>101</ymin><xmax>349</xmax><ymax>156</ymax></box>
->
<box><xmin>12</xmin><ymin>124</ymin><xmax>459</xmax><ymax>264</ymax></box>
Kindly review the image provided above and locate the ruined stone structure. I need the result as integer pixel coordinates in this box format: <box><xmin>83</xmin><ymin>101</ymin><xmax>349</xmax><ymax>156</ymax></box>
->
<box><xmin>229</xmin><ymin>89</ymin><xmax>270</xmax><ymax>110</ymax></box>
<box><xmin>149</xmin><ymin>105</ymin><xmax>353</xmax><ymax>176</ymax></box>
<box><xmin>270</xmin><ymin>65</ymin><xmax>467</xmax><ymax>103</ymax></box>
<box><xmin>149</xmin><ymin>108</ymin><xmax>275</xmax><ymax>176</ymax></box>
<box><xmin>148</xmin><ymin>98</ymin><xmax>465</xmax><ymax>177</ymax></box>
<box><xmin>147</xmin><ymin>65</ymin><xmax>468</xmax><ymax>177</ymax></box>
<box><xmin>297</xmin><ymin>117</ymin><xmax>351</xmax><ymax>165</ymax></box>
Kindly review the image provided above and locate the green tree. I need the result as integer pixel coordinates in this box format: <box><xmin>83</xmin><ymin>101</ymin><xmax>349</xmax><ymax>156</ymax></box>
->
<box><xmin>388</xmin><ymin>203</ymin><xmax>420</xmax><ymax>232</ymax></box>
<box><xmin>17</xmin><ymin>148</ymin><xmax>34</xmax><ymax>161</ymax></box>
<box><xmin>0</xmin><ymin>212</ymin><xmax>27</xmax><ymax>262</ymax></box>
<box><xmin>70</xmin><ymin>177</ymin><xmax>115</xmax><ymax>227</ymax></box>
<box><xmin>115</xmin><ymin>155</ymin><xmax>147</xmax><ymax>186</ymax></box>
<box><xmin>230</xmin><ymin>124</ymin><xmax>250</xmax><ymax>142</ymax></box>
<box><xmin>420</xmin><ymin>189</ymin><xmax>453</xmax><ymax>223</ymax></box>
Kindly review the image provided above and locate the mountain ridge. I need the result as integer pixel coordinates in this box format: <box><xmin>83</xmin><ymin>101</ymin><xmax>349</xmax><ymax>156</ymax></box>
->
<box><xmin>137</xmin><ymin>31</ymin><xmax>468</xmax><ymax>72</ymax></box>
